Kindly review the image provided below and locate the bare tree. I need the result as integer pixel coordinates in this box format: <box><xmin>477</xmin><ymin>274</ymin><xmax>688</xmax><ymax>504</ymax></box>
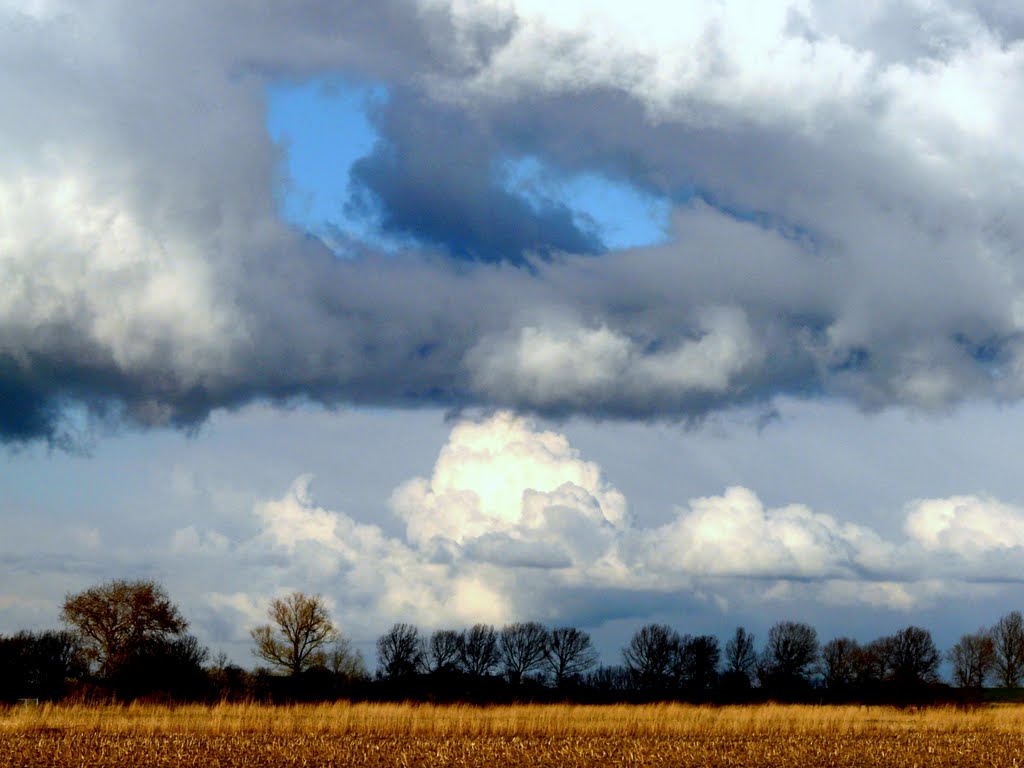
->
<box><xmin>460</xmin><ymin>624</ymin><xmax>500</xmax><ymax>677</ymax></box>
<box><xmin>676</xmin><ymin>635</ymin><xmax>720</xmax><ymax>691</ymax></box>
<box><xmin>544</xmin><ymin>627</ymin><xmax>598</xmax><ymax>687</ymax></box>
<box><xmin>427</xmin><ymin>629</ymin><xmax>464</xmax><ymax>674</ymax></box>
<box><xmin>499</xmin><ymin>622</ymin><xmax>549</xmax><ymax>685</ymax></box>
<box><xmin>623</xmin><ymin>623</ymin><xmax>681</xmax><ymax>690</ymax></box>
<box><xmin>948</xmin><ymin>630</ymin><xmax>996</xmax><ymax>688</ymax></box>
<box><xmin>250</xmin><ymin>592</ymin><xmax>338</xmax><ymax>676</ymax></box>
<box><xmin>992</xmin><ymin>611</ymin><xmax>1024</xmax><ymax>687</ymax></box>
<box><xmin>724</xmin><ymin>627</ymin><xmax>757</xmax><ymax>679</ymax></box>
<box><xmin>585</xmin><ymin>664</ymin><xmax>633</xmax><ymax>693</ymax></box>
<box><xmin>376</xmin><ymin>623</ymin><xmax>424</xmax><ymax>679</ymax></box>
<box><xmin>759</xmin><ymin>621</ymin><xmax>819</xmax><ymax>687</ymax></box>
<box><xmin>853</xmin><ymin>636</ymin><xmax>893</xmax><ymax>686</ymax></box>
<box><xmin>61</xmin><ymin>579</ymin><xmax>187</xmax><ymax>675</ymax></box>
<box><xmin>886</xmin><ymin>626</ymin><xmax>941</xmax><ymax>686</ymax></box>
<box><xmin>821</xmin><ymin>637</ymin><xmax>860</xmax><ymax>689</ymax></box>
<box><xmin>326</xmin><ymin>637</ymin><xmax>368</xmax><ymax>682</ymax></box>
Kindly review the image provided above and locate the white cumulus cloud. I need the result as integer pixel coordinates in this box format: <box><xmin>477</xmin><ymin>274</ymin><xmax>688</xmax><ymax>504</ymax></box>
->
<box><xmin>637</xmin><ymin>486</ymin><xmax>894</xmax><ymax>581</ymax></box>
<box><xmin>391</xmin><ymin>411</ymin><xmax>628</xmax><ymax>551</ymax></box>
<box><xmin>167</xmin><ymin>412</ymin><xmax>1024</xmax><ymax>646</ymax></box>
<box><xmin>905</xmin><ymin>494</ymin><xmax>1024</xmax><ymax>557</ymax></box>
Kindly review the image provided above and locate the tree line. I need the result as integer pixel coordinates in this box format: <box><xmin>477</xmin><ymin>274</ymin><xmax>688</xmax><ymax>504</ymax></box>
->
<box><xmin>3</xmin><ymin>578</ymin><xmax>1024</xmax><ymax>704</ymax></box>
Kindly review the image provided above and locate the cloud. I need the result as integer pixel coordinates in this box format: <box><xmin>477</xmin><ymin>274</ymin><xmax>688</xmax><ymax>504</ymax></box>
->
<box><xmin>638</xmin><ymin>486</ymin><xmax>894</xmax><ymax>582</ymax></box>
<box><xmin>4</xmin><ymin>1</ymin><xmax>1024</xmax><ymax>444</ymax></box>
<box><xmin>348</xmin><ymin>90</ymin><xmax>605</xmax><ymax>263</ymax></box>
<box><xmin>909</xmin><ymin>495</ymin><xmax>1024</xmax><ymax>561</ymax></box>
<box><xmin>166</xmin><ymin>478</ymin><xmax>515</xmax><ymax>641</ymax></box>
<box><xmin>13</xmin><ymin>404</ymin><xmax>1024</xmax><ymax>652</ymax></box>
<box><xmin>466</xmin><ymin>306</ymin><xmax>761</xmax><ymax>411</ymax></box>
<box><xmin>149</xmin><ymin>412</ymin><xmax>1024</xmax><ymax>648</ymax></box>
<box><xmin>391</xmin><ymin>410</ymin><xmax>628</xmax><ymax>556</ymax></box>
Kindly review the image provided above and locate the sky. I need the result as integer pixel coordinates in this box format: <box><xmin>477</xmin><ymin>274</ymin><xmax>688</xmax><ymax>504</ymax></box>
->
<box><xmin>4</xmin><ymin>0</ymin><xmax>1024</xmax><ymax>668</ymax></box>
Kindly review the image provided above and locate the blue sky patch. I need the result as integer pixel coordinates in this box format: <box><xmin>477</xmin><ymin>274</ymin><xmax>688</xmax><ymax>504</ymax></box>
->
<box><xmin>266</xmin><ymin>77</ymin><xmax>387</xmax><ymax>247</ymax></box>
<box><xmin>268</xmin><ymin>82</ymin><xmax>671</xmax><ymax>255</ymax></box>
<box><xmin>501</xmin><ymin>156</ymin><xmax>672</xmax><ymax>250</ymax></box>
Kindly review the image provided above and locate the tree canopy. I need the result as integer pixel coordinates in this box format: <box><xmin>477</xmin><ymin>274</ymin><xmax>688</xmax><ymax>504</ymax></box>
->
<box><xmin>61</xmin><ymin>578</ymin><xmax>187</xmax><ymax>674</ymax></box>
<box><xmin>251</xmin><ymin>592</ymin><xmax>338</xmax><ymax>676</ymax></box>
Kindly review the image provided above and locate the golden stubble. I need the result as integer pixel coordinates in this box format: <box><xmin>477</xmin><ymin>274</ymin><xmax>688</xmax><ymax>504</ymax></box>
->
<box><xmin>3</xmin><ymin>702</ymin><xmax>1024</xmax><ymax>767</ymax></box>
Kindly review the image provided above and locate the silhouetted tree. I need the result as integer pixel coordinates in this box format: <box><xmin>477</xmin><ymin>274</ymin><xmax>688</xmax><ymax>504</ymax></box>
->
<box><xmin>376</xmin><ymin>623</ymin><xmax>424</xmax><ymax>679</ymax></box>
<box><xmin>0</xmin><ymin>635</ymin><xmax>22</xmax><ymax>702</ymax></box>
<box><xmin>886</xmin><ymin>626</ymin><xmax>941</xmax><ymax>687</ymax></box>
<box><xmin>585</xmin><ymin>665</ymin><xmax>633</xmax><ymax>696</ymax></box>
<box><xmin>460</xmin><ymin>624</ymin><xmax>500</xmax><ymax>677</ymax></box>
<box><xmin>251</xmin><ymin>592</ymin><xmax>338</xmax><ymax>677</ymax></box>
<box><xmin>992</xmin><ymin>611</ymin><xmax>1024</xmax><ymax>687</ymax></box>
<box><xmin>427</xmin><ymin>629</ymin><xmax>464</xmax><ymax>674</ymax></box>
<box><xmin>499</xmin><ymin>622</ymin><xmax>549</xmax><ymax>685</ymax></box>
<box><xmin>759</xmin><ymin>621</ymin><xmax>819</xmax><ymax>690</ymax></box>
<box><xmin>725</xmin><ymin>627</ymin><xmax>756</xmax><ymax>677</ymax></box>
<box><xmin>948</xmin><ymin>629</ymin><xmax>996</xmax><ymax>689</ymax></box>
<box><xmin>27</xmin><ymin>631</ymin><xmax>87</xmax><ymax>700</ymax></box>
<box><xmin>676</xmin><ymin>635</ymin><xmax>720</xmax><ymax>692</ymax></box>
<box><xmin>111</xmin><ymin>633</ymin><xmax>210</xmax><ymax>700</ymax></box>
<box><xmin>853</xmin><ymin>637</ymin><xmax>892</xmax><ymax>687</ymax></box>
<box><xmin>623</xmin><ymin>624</ymin><xmax>681</xmax><ymax>692</ymax></box>
<box><xmin>61</xmin><ymin>579</ymin><xmax>187</xmax><ymax>677</ymax></box>
<box><xmin>821</xmin><ymin>637</ymin><xmax>860</xmax><ymax>690</ymax></box>
<box><xmin>721</xmin><ymin>627</ymin><xmax>756</xmax><ymax>691</ymax></box>
<box><xmin>545</xmin><ymin>627</ymin><xmax>598</xmax><ymax>687</ymax></box>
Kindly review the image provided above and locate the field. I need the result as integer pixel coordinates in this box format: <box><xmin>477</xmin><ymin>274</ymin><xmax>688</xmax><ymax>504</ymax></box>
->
<box><xmin>4</xmin><ymin>701</ymin><xmax>1024</xmax><ymax>767</ymax></box>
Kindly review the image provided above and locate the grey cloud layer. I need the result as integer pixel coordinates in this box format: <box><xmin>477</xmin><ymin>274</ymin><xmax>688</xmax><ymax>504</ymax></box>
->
<box><xmin>3</xmin><ymin>0</ymin><xmax>1024</xmax><ymax>443</ymax></box>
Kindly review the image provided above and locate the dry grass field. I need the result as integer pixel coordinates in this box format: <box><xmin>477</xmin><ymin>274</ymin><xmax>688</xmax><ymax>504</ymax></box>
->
<box><xmin>3</xmin><ymin>701</ymin><xmax>1024</xmax><ymax>767</ymax></box>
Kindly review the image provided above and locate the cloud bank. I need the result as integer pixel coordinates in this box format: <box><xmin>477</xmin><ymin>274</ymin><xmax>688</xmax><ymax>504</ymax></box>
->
<box><xmin>148</xmin><ymin>412</ymin><xmax>1024</xmax><ymax>644</ymax></box>
<box><xmin>4</xmin><ymin>0</ymin><xmax>1024</xmax><ymax>443</ymax></box>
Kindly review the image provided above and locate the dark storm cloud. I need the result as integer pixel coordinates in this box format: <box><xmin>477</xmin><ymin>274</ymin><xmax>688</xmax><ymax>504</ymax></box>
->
<box><xmin>349</xmin><ymin>91</ymin><xmax>605</xmax><ymax>263</ymax></box>
<box><xmin>0</xmin><ymin>375</ymin><xmax>58</xmax><ymax>445</ymax></box>
<box><xmin>2</xmin><ymin>0</ymin><xmax>1024</xmax><ymax>444</ymax></box>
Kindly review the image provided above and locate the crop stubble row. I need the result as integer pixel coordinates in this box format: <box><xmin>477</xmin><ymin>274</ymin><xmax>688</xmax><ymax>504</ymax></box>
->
<box><xmin>3</xmin><ymin>703</ymin><xmax>1024</xmax><ymax>767</ymax></box>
